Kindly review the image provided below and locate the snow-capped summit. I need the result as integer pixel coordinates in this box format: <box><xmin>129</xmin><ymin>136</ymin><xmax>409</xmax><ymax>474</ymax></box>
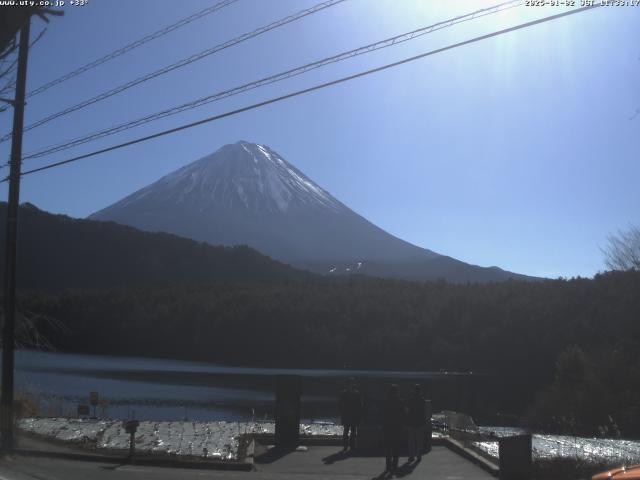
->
<box><xmin>90</xmin><ymin>141</ymin><xmax>531</xmax><ymax>282</ymax></box>
<box><xmin>106</xmin><ymin>141</ymin><xmax>343</xmax><ymax>216</ymax></box>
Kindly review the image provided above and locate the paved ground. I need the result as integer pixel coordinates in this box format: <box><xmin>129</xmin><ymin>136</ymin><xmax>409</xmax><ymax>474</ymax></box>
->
<box><xmin>0</xmin><ymin>446</ymin><xmax>495</xmax><ymax>479</ymax></box>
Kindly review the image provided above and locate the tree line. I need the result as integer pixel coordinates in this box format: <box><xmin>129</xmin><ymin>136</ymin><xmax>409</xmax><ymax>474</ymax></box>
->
<box><xmin>16</xmin><ymin>270</ymin><xmax>640</xmax><ymax>436</ymax></box>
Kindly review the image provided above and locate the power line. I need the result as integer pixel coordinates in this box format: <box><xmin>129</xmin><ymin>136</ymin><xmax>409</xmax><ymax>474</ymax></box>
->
<box><xmin>0</xmin><ymin>0</ymin><xmax>347</xmax><ymax>143</ymax></box>
<box><xmin>22</xmin><ymin>0</ymin><xmax>523</xmax><ymax>161</ymax></box>
<box><xmin>9</xmin><ymin>4</ymin><xmax>600</xmax><ymax>181</ymax></box>
<box><xmin>26</xmin><ymin>0</ymin><xmax>240</xmax><ymax>98</ymax></box>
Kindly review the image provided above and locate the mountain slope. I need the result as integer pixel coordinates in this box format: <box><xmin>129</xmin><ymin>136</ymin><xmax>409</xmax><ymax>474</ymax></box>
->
<box><xmin>90</xmin><ymin>141</ymin><xmax>533</xmax><ymax>282</ymax></box>
<box><xmin>0</xmin><ymin>202</ymin><xmax>308</xmax><ymax>290</ymax></box>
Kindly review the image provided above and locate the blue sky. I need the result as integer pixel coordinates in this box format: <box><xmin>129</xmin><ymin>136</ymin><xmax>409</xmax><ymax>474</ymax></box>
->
<box><xmin>1</xmin><ymin>0</ymin><xmax>638</xmax><ymax>279</ymax></box>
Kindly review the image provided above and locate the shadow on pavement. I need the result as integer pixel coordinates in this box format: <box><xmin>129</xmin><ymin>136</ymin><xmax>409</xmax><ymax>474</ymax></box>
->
<box><xmin>370</xmin><ymin>469</ymin><xmax>393</xmax><ymax>480</ymax></box>
<box><xmin>99</xmin><ymin>462</ymin><xmax>129</xmax><ymax>471</ymax></box>
<box><xmin>254</xmin><ymin>446</ymin><xmax>297</xmax><ymax>464</ymax></box>
<box><xmin>322</xmin><ymin>448</ymin><xmax>351</xmax><ymax>464</ymax></box>
<box><xmin>394</xmin><ymin>457</ymin><xmax>421</xmax><ymax>477</ymax></box>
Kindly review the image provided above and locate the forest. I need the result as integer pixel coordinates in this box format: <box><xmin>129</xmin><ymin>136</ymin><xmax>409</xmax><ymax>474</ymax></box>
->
<box><xmin>16</xmin><ymin>270</ymin><xmax>640</xmax><ymax>437</ymax></box>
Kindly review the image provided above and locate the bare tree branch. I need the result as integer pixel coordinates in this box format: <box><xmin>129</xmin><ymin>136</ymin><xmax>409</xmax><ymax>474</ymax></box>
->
<box><xmin>602</xmin><ymin>225</ymin><xmax>640</xmax><ymax>271</ymax></box>
<box><xmin>0</xmin><ymin>308</ymin><xmax>67</xmax><ymax>351</ymax></box>
<box><xmin>0</xmin><ymin>27</ymin><xmax>47</xmax><ymax>114</ymax></box>
<box><xmin>0</xmin><ymin>39</ymin><xmax>17</xmax><ymax>63</ymax></box>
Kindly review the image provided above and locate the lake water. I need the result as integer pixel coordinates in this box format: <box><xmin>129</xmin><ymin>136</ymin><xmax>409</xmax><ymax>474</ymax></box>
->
<box><xmin>14</xmin><ymin>350</ymin><xmax>640</xmax><ymax>462</ymax></box>
<box><xmin>13</xmin><ymin>350</ymin><xmax>459</xmax><ymax>422</ymax></box>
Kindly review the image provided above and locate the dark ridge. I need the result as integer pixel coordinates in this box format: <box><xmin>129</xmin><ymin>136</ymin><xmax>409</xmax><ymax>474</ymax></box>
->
<box><xmin>0</xmin><ymin>202</ymin><xmax>312</xmax><ymax>291</ymax></box>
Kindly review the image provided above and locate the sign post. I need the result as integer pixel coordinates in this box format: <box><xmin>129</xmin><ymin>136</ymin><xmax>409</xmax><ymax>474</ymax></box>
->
<box><xmin>89</xmin><ymin>392</ymin><xmax>99</xmax><ymax>418</ymax></box>
<box><xmin>124</xmin><ymin>419</ymin><xmax>139</xmax><ymax>458</ymax></box>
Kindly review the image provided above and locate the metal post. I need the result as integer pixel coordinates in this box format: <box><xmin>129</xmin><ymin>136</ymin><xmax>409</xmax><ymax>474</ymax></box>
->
<box><xmin>1</xmin><ymin>19</ymin><xmax>31</xmax><ymax>453</ymax></box>
<box><xmin>129</xmin><ymin>432</ymin><xmax>135</xmax><ymax>457</ymax></box>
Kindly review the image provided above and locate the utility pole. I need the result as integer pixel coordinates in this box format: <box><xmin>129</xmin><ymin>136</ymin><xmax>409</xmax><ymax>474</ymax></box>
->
<box><xmin>1</xmin><ymin>18</ymin><xmax>31</xmax><ymax>453</ymax></box>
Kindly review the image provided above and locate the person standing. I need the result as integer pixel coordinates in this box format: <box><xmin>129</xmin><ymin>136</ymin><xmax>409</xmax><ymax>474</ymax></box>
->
<box><xmin>382</xmin><ymin>384</ymin><xmax>405</xmax><ymax>472</ymax></box>
<box><xmin>406</xmin><ymin>383</ymin><xmax>427</xmax><ymax>462</ymax></box>
<box><xmin>339</xmin><ymin>377</ymin><xmax>363</xmax><ymax>451</ymax></box>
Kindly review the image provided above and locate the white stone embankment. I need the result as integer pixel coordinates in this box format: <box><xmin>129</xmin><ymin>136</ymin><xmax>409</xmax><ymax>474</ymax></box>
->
<box><xmin>18</xmin><ymin>418</ymin><xmax>341</xmax><ymax>461</ymax></box>
<box><xmin>473</xmin><ymin>432</ymin><xmax>640</xmax><ymax>464</ymax></box>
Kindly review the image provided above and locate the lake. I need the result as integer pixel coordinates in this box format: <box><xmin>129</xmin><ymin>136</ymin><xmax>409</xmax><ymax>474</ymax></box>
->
<box><xmin>15</xmin><ymin>350</ymin><xmax>640</xmax><ymax>462</ymax></box>
<box><xmin>13</xmin><ymin>350</ymin><xmax>468</xmax><ymax>422</ymax></box>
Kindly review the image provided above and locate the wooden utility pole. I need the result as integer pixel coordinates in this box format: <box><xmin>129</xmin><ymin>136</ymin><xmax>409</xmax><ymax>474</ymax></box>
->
<box><xmin>1</xmin><ymin>18</ymin><xmax>31</xmax><ymax>453</ymax></box>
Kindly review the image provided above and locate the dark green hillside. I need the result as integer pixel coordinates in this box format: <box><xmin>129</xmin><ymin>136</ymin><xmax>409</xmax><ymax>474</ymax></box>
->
<box><xmin>0</xmin><ymin>203</ymin><xmax>310</xmax><ymax>290</ymax></box>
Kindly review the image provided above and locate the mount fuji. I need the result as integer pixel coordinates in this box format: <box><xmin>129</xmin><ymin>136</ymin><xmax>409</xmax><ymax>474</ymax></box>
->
<box><xmin>90</xmin><ymin>141</ymin><xmax>531</xmax><ymax>282</ymax></box>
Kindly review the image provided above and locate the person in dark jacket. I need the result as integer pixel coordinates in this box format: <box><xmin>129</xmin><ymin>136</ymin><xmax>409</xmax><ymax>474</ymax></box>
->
<box><xmin>382</xmin><ymin>384</ymin><xmax>405</xmax><ymax>472</ymax></box>
<box><xmin>339</xmin><ymin>377</ymin><xmax>363</xmax><ymax>451</ymax></box>
<box><xmin>406</xmin><ymin>383</ymin><xmax>427</xmax><ymax>461</ymax></box>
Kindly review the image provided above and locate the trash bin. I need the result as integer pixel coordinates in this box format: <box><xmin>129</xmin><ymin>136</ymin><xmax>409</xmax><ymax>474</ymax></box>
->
<box><xmin>275</xmin><ymin>375</ymin><xmax>301</xmax><ymax>447</ymax></box>
<box><xmin>499</xmin><ymin>433</ymin><xmax>532</xmax><ymax>480</ymax></box>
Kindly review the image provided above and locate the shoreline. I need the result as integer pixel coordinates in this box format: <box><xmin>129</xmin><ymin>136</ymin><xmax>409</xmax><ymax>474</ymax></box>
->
<box><xmin>17</xmin><ymin>416</ymin><xmax>640</xmax><ymax>466</ymax></box>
